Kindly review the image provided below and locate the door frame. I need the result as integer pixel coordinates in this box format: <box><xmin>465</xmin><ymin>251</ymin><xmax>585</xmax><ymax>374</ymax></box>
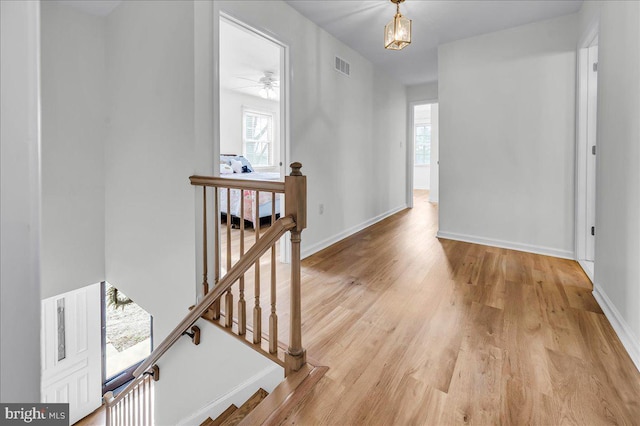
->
<box><xmin>406</xmin><ymin>99</ymin><xmax>438</xmax><ymax>208</ymax></box>
<box><xmin>575</xmin><ymin>22</ymin><xmax>599</xmax><ymax>281</ymax></box>
<box><xmin>216</xmin><ymin>12</ymin><xmax>292</xmax><ymax>263</ymax></box>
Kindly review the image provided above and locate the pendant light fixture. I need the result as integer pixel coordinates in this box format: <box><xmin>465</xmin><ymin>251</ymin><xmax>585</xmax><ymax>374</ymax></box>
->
<box><xmin>384</xmin><ymin>0</ymin><xmax>411</xmax><ymax>50</ymax></box>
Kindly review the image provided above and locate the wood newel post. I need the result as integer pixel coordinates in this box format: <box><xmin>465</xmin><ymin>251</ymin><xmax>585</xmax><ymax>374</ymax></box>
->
<box><xmin>285</xmin><ymin>162</ymin><xmax>307</xmax><ymax>376</ymax></box>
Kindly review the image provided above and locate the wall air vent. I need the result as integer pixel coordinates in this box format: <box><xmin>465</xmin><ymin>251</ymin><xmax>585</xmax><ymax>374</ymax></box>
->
<box><xmin>334</xmin><ymin>56</ymin><xmax>350</xmax><ymax>77</ymax></box>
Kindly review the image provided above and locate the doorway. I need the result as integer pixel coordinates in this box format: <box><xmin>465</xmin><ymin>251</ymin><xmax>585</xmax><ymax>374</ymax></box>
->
<box><xmin>576</xmin><ymin>32</ymin><xmax>598</xmax><ymax>281</ymax></box>
<box><xmin>218</xmin><ymin>14</ymin><xmax>291</xmax><ymax>263</ymax></box>
<box><xmin>408</xmin><ymin>101</ymin><xmax>439</xmax><ymax>206</ymax></box>
<box><xmin>101</xmin><ymin>282</ymin><xmax>153</xmax><ymax>395</ymax></box>
<box><xmin>218</xmin><ymin>16</ymin><xmax>287</xmax><ymax>180</ymax></box>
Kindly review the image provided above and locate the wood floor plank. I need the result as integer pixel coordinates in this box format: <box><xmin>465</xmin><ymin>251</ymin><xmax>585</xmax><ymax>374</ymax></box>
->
<box><xmin>223</xmin><ymin>190</ymin><xmax>639</xmax><ymax>426</ymax></box>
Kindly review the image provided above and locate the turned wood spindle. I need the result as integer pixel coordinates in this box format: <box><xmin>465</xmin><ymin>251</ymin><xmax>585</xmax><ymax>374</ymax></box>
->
<box><xmin>254</xmin><ymin>190</ymin><xmax>262</xmax><ymax>344</ymax></box>
<box><xmin>238</xmin><ymin>194</ymin><xmax>247</xmax><ymax>335</ymax></box>
<box><xmin>202</xmin><ymin>188</ymin><xmax>209</xmax><ymax>295</ymax></box>
<box><xmin>212</xmin><ymin>188</ymin><xmax>221</xmax><ymax>319</ymax></box>
<box><xmin>269</xmin><ymin>192</ymin><xmax>278</xmax><ymax>354</ymax></box>
<box><xmin>225</xmin><ymin>188</ymin><xmax>233</xmax><ymax>327</ymax></box>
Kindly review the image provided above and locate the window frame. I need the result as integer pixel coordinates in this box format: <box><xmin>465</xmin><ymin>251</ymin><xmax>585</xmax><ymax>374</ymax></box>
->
<box><xmin>242</xmin><ymin>107</ymin><xmax>275</xmax><ymax>168</ymax></box>
<box><xmin>414</xmin><ymin>122</ymin><xmax>432</xmax><ymax>166</ymax></box>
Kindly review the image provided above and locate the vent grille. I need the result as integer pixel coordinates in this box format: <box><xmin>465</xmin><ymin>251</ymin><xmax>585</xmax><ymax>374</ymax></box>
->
<box><xmin>335</xmin><ymin>56</ymin><xmax>350</xmax><ymax>76</ymax></box>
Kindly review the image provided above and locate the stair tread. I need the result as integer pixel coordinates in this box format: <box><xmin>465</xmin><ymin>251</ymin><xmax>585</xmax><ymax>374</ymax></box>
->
<box><xmin>201</xmin><ymin>404</ymin><xmax>238</xmax><ymax>426</ymax></box>
<box><xmin>238</xmin><ymin>363</ymin><xmax>328</xmax><ymax>426</ymax></box>
<box><xmin>220</xmin><ymin>388</ymin><xmax>269</xmax><ymax>426</ymax></box>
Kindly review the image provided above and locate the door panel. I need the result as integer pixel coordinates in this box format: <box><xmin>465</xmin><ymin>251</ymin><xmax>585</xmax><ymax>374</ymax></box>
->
<box><xmin>585</xmin><ymin>45</ymin><xmax>598</xmax><ymax>262</ymax></box>
<box><xmin>41</xmin><ymin>283</ymin><xmax>102</xmax><ymax>424</ymax></box>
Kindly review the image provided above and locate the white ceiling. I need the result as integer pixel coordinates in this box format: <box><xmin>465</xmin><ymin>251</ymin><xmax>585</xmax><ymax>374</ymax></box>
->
<box><xmin>220</xmin><ymin>19</ymin><xmax>281</xmax><ymax>101</ymax></box>
<box><xmin>56</xmin><ymin>0</ymin><xmax>583</xmax><ymax>87</ymax></box>
<box><xmin>284</xmin><ymin>0</ymin><xmax>583</xmax><ymax>86</ymax></box>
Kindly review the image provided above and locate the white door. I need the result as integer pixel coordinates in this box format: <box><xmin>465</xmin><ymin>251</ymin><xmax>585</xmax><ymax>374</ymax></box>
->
<box><xmin>585</xmin><ymin>45</ymin><xmax>598</xmax><ymax>261</ymax></box>
<box><xmin>41</xmin><ymin>283</ymin><xmax>102</xmax><ymax>424</ymax></box>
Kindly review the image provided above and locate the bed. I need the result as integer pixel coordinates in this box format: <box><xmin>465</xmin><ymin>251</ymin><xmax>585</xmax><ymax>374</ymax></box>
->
<box><xmin>218</xmin><ymin>155</ymin><xmax>282</xmax><ymax>228</ymax></box>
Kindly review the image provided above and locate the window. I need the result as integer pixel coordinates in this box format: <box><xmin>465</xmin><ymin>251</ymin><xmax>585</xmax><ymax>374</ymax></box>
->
<box><xmin>415</xmin><ymin>123</ymin><xmax>431</xmax><ymax>165</ymax></box>
<box><xmin>243</xmin><ymin>109</ymin><xmax>273</xmax><ymax>167</ymax></box>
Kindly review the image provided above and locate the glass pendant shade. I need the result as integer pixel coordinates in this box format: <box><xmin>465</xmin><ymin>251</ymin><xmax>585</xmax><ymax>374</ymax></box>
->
<box><xmin>384</xmin><ymin>11</ymin><xmax>411</xmax><ymax>50</ymax></box>
<box><xmin>259</xmin><ymin>86</ymin><xmax>275</xmax><ymax>99</ymax></box>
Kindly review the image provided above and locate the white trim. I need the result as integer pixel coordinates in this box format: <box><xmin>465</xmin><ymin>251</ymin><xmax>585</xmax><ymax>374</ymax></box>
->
<box><xmin>302</xmin><ymin>204</ymin><xmax>407</xmax><ymax>259</ymax></box>
<box><xmin>178</xmin><ymin>363</ymin><xmax>283</xmax><ymax>426</ymax></box>
<box><xmin>578</xmin><ymin>259</ymin><xmax>594</xmax><ymax>283</ymax></box>
<box><xmin>436</xmin><ymin>231</ymin><xmax>574</xmax><ymax>259</ymax></box>
<box><xmin>574</xmin><ymin>45</ymin><xmax>589</xmax><ymax>262</ymax></box>
<box><xmin>592</xmin><ymin>283</ymin><xmax>640</xmax><ymax>373</ymax></box>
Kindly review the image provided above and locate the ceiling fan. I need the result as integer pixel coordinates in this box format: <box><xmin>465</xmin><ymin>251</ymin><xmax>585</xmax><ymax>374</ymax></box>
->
<box><xmin>233</xmin><ymin>71</ymin><xmax>279</xmax><ymax>100</ymax></box>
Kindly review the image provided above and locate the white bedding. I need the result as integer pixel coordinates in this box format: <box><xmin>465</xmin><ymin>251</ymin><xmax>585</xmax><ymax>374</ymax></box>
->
<box><xmin>219</xmin><ymin>172</ymin><xmax>282</xmax><ymax>226</ymax></box>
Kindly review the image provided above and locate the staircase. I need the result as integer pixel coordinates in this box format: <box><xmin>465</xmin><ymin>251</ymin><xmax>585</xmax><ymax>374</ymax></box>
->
<box><xmin>102</xmin><ymin>163</ymin><xmax>322</xmax><ymax>425</ymax></box>
<box><xmin>200</xmin><ymin>388</ymin><xmax>269</xmax><ymax>426</ymax></box>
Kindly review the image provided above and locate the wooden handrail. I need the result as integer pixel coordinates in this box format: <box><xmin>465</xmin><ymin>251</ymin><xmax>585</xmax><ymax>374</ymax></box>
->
<box><xmin>106</xmin><ymin>164</ymin><xmax>307</xmax><ymax>424</ymax></box>
<box><xmin>128</xmin><ymin>215</ymin><xmax>296</xmax><ymax>380</ymax></box>
<box><xmin>190</xmin><ymin>175</ymin><xmax>285</xmax><ymax>193</ymax></box>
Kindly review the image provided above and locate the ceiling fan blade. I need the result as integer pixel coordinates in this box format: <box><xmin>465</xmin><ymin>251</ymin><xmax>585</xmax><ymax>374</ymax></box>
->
<box><xmin>231</xmin><ymin>84</ymin><xmax>261</xmax><ymax>90</ymax></box>
<box><xmin>236</xmin><ymin>76</ymin><xmax>261</xmax><ymax>83</ymax></box>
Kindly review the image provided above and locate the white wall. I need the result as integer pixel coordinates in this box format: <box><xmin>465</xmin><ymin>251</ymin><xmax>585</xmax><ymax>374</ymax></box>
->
<box><xmin>220</xmin><ymin>88</ymin><xmax>280</xmax><ymax>172</ymax></box>
<box><xmin>212</xmin><ymin>1</ymin><xmax>408</xmax><ymax>257</ymax></box>
<box><xmin>0</xmin><ymin>0</ymin><xmax>42</xmax><ymax>403</ymax></box>
<box><xmin>104</xmin><ymin>0</ymin><xmax>196</xmax><ymax>340</ymax></box>
<box><xmin>104</xmin><ymin>2</ymin><xmax>288</xmax><ymax>421</ymax></box>
<box><xmin>407</xmin><ymin>81</ymin><xmax>438</xmax><ymax>103</ymax></box>
<box><xmin>414</xmin><ymin>166</ymin><xmax>430</xmax><ymax>190</ymax></box>
<box><xmin>156</xmin><ymin>320</ymin><xmax>282</xmax><ymax>424</ymax></box>
<box><xmin>437</xmin><ymin>14</ymin><xmax>578</xmax><ymax>258</ymax></box>
<box><xmin>40</xmin><ymin>1</ymin><xmax>106</xmax><ymax>299</ymax></box>
<box><xmin>589</xmin><ymin>0</ymin><xmax>640</xmax><ymax>370</ymax></box>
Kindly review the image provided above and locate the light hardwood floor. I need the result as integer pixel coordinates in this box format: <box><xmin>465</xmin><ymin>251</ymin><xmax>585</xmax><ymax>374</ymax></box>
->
<box><xmin>282</xmin><ymin>190</ymin><xmax>640</xmax><ymax>425</ymax></box>
<box><xmin>78</xmin><ymin>190</ymin><xmax>640</xmax><ymax>425</ymax></box>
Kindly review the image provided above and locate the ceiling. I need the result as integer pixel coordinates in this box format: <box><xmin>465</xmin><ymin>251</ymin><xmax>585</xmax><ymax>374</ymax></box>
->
<box><xmin>284</xmin><ymin>0</ymin><xmax>583</xmax><ymax>86</ymax></box>
<box><xmin>57</xmin><ymin>0</ymin><xmax>583</xmax><ymax>87</ymax></box>
<box><xmin>220</xmin><ymin>19</ymin><xmax>281</xmax><ymax>101</ymax></box>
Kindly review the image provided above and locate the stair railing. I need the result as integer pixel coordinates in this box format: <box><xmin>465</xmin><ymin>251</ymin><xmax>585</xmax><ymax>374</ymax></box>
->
<box><xmin>103</xmin><ymin>163</ymin><xmax>307</xmax><ymax>425</ymax></box>
<box><xmin>189</xmin><ymin>162</ymin><xmax>307</xmax><ymax>374</ymax></box>
<box><xmin>103</xmin><ymin>365</ymin><xmax>158</xmax><ymax>426</ymax></box>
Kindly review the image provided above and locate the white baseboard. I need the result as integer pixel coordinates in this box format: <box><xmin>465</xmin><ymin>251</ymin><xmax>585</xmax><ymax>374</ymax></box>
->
<box><xmin>592</xmin><ymin>283</ymin><xmax>640</xmax><ymax>373</ymax></box>
<box><xmin>578</xmin><ymin>259</ymin><xmax>595</xmax><ymax>282</ymax></box>
<box><xmin>178</xmin><ymin>364</ymin><xmax>283</xmax><ymax>426</ymax></box>
<box><xmin>435</xmin><ymin>231</ymin><xmax>574</xmax><ymax>259</ymax></box>
<box><xmin>301</xmin><ymin>204</ymin><xmax>407</xmax><ymax>259</ymax></box>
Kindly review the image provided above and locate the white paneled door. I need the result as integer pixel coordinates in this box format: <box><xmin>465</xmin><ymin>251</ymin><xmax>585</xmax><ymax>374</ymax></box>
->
<box><xmin>41</xmin><ymin>283</ymin><xmax>102</xmax><ymax>424</ymax></box>
<box><xmin>585</xmin><ymin>44</ymin><xmax>598</xmax><ymax>262</ymax></box>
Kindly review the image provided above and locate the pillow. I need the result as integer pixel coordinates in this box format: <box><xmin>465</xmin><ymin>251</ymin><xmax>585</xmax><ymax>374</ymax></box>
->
<box><xmin>220</xmin><ymin>163</ymin><xmax>233</xmax><ymax>174</ymax></box>
<box><xmin>219</xmin><ymin>155</ymin><xmax>254</xmax><ymax>172</ymax></box>
<box><xmin>230</xmin><ymin>159</ymin><xmax>243</xmax><ymax>174</ymax></box>
<box><xmin>234</xmin><ymin>155</ymin><xmax>254</xmax><ymax>173</ymax></box>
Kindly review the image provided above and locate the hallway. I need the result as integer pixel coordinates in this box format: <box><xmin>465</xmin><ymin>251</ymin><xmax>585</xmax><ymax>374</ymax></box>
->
<box><xmin>286</xmin><ymin>190</ymin><xmax>640</xmax><ymax>424</ymax></box>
